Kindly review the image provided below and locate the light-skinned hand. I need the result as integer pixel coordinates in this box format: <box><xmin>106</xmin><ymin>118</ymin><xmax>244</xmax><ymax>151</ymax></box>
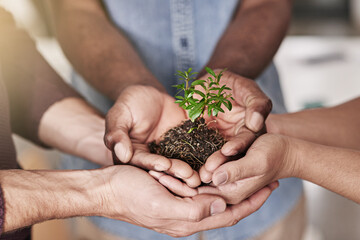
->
<box><xmin>102</xmin><ymin>165</ymin><xmax>279</xmax><ymax>237</ymax></box>
<box><xmin>198</xmin><ymin>70</ymin><xmax>271</xmax><ymax>183</ymax></box>
<box><xmin>104</xmin><ymin>85</ymin><xmax>201</xmax><ymax>187</ymax></box>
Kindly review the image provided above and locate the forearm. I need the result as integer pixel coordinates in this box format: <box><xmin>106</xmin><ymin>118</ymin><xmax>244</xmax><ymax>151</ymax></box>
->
<box><xmin>289</xmin><ymin>137</ymin><xmax>360</xmax><ymax>203</ymax></box>
<box><xmin>38</xmin><ymin>98</ymin><xmax>112</xmax><ymax>166</ymax></box>
<box><xmin>267</xmin><ymin>97</ymin><xmax>360</xmax><ymax>150</ymax></box>
<box><xmin>51</xmin><ymin>0</ymin><xmax>164</xmax><ymax>100</ymax></box>
<box><xmin>0</xmin><ymin>8</ymin><xmax>80</xmax><ymax>145</ymax></box>
<box><xmin>1</xmin><ymin>169</ymin><xmax>101</xmax><ymax>232</ymax></box>
<box><xmin>203</xmin><ymin>0</ymin><xmax>291</xmax><ymax>78</ymax></box>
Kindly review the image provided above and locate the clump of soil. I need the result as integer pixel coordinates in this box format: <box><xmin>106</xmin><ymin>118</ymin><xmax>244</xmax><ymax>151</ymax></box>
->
<box><xmin>148</xmin><ymin>118</ymin><xmax>225</xmax><ymax>171</ymax></box>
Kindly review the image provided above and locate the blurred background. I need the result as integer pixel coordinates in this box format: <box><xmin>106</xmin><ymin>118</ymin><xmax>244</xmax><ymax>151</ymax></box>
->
<box><xmin>0</xmin><ymin>0</ymin><xmax>359</xmax><ymax>239</ymax></box>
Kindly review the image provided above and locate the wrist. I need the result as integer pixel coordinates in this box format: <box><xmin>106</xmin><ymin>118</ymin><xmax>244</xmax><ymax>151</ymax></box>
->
<box><xmin>0</xmin><ymin>169</ymin><xmax>100</xmax><ymax>232</ymax></box>
<box><xmin>265</xmin><ymin>114</ymin><xmax>283</xmax><ymax>134</ymax></box>
<box><xmin>284</xmin><ymin>137</ymin><xmax>306</xmax><ymax>179</ymax></box>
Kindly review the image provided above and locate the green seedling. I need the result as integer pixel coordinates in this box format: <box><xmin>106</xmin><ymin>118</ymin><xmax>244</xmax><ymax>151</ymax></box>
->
<box><xmin>173</xmin><ymin>67</ymin><xmax>234</xmax><ymax>126</ymax></box>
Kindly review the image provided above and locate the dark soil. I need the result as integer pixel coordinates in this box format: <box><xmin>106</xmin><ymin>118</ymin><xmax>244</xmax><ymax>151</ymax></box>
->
<box><xmin>148</xmin><ymin>118</ymin><xmax>226</xmax><ymax>171</ymax></box>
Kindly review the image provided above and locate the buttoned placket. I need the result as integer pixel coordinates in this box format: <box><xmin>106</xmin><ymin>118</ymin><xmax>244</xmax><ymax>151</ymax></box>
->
<box><xmin>170</xmin><ymin>0</ymin><xmax>196</xmax><ymax>84</ymax></box>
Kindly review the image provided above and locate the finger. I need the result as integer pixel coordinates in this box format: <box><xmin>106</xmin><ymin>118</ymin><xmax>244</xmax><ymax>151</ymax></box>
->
<box><xmin>104</xmin><ymin>103</ymin><xmax>133</xmax><ymax>163</ymax></box>
<box><xmin>244</xmin><ymin>96</ymin><xmax>272</xmax><ymax>132</ymax></box>
<box><xmin>165</xmin><ymin>159</ymin><xmax>201</xmax><ymax>188</ymax></box>
<box><xmin>178</xmin><ymin>183</ymin><xmax>275</xmax><ymax>235</ymax></box>
<box><xmin>149</xmin><ymin>170</ymin><xmax>198</xmax><ymax>197</ymax></box>
<box><xmin>200</xmin><ymin>150</ymin><xmax>228</xmax><ymax>183</ymax></box>
<box><xmin>221</xmin><ymin>130</ymin><xmax>256</xmax><ymax>157</ymax></box>
<box><xmin>268</xmin><ymin>180</ymin><xmax>280</xmax><ymax>190</ymax></box>
<box><xmin>232</xmin><ymin>183</ymin><xmax>275</xmax><ymax>217</ymax></box>
<box><xmin>198</xmin><ymin>166</ymin><xmax>213</xmax><ymax>184</ymax></box>
<box><xmin>159</xmin><ymin>194</ymin><xmax>227</xmax><ymax>222</ymax></box>
<box><xmin>131</xmin><ymin>145</ymin><xmax>171</xmax><ymax>171</ymax></box>
<box><xmin>233</xmin><ymin>80</ymin><xmax>272</xmax><ymax>132</ymax></box>
<box><xmin>212</xmin><ymin>155</ymin><xmax>262</xmax><ymax>186</ymax></box>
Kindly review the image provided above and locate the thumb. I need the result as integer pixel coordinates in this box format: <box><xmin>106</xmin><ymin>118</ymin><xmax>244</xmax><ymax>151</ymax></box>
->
<box><xmin>104</xmin><ymin>103</ymin><xmax>133</xmax><ymax>163</ymax></box>
<box><xmin>244</xmin><ymin>96</ymin><xmax>272</xmax><ymax>132</ymax></box>
<box><xmin>211</xmin><ymin>154</ymin><xmax>261</xmax><ymax>186</ymax></box>
<box><xmin>169</xmin><ymin>194</ymin><xmax>227</xmax><ymax>222</ymax></box>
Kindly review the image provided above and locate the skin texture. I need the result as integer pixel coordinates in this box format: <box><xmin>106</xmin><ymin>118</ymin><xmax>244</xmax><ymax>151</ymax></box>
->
<box><xmin>48</xmin><ymin>0</ymin><xmax>292</xmax><ymax>221</ymax></box>
<box><xmin>208</xmin><ymin>97</ymin><xmax>360</xmax><ymax>204</ymax></box>
<box><xmin>49</xmin><ymin>0</ymin><xmax>291</xmax><ymax>176</ymax></box>
<box><xmin>266</xmin><ymin>97</ymin><xmax>360</xmax><ymax>150</ymax></box>
<box><xmin>39</xmin><ymin>98</ymin><xmax>113</xmax><ymax>166</ymax></box>
<box><xmin>1</xmin><ymin>96</ymin><xmax>279</xmax><ymax>237</ymax></box>
<box><xmin>1</xmin><ymin>166</ymin><xmax>278</xmax><ymax>237</ymax></box>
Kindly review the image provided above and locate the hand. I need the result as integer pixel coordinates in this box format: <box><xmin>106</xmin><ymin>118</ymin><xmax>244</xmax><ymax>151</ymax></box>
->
<box><xmin>202</xmin><ymin>134</ymin><xmax>293</xmax><ymax>204</ymax></box>
<box><xmin>104</xmin><ymin>85</ymin><xmax>201</xmax><ymax>187</ymax></box>
<box><xmin>198</xmin><ymin>70</ymin><xmax>271</xmax><ymax>182</ymax></box>
<box><xmin>100</xmin><ymin>165</ymin><xmax>278</xmax><ymax>237</ymax></box>
<box><xmin>39</xmin><ymin>98</ymin><xmax>113</xmax><ymax>166</ymax></box>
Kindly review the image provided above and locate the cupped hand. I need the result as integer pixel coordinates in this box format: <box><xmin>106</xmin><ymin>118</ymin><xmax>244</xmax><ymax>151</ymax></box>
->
<box><xmin>200</xmin><ymin>134</ymin><xmax>294</xmax><ymax>204</ymax></box>
<box><xmin>104</xmin><ymin>85</ymin><xmax>201</xmax><ymax>187</ymax></box>
<box><xmin>99</xmin><ymin>165</ymin><xmax>277</xmax><ymax>237</ymax></box>
<box><xmin>198</xmin><ymin>70</ymin><xmax>271</xmax><ymax>183</ymax></box>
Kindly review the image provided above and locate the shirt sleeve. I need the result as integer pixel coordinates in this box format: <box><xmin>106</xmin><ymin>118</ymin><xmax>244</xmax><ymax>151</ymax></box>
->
<box><xmin>0</xmin><ymin>8</ymin><xmax>82</xmax><ymax>146</ymax></box>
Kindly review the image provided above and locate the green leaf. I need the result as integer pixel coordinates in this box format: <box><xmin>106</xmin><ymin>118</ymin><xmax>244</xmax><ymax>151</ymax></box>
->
<box><xmin>185</xmin><ymin>105</ymin><xmax>194</xmax><ymax>110</ymax></box>
<box><xmin>214</xmin><ymin>105</ymin><xmax>225</xmax><ymax>113</ymax></box>
<box><xmin>212</xmin><ymin>108</ymin><xmax>219</xmax><ymax>117</ymax></box>
<box><xmin>198</xmin><ymin>83</ymin><xmax>207</xmax><ymax>91</ymax></box>
<box><xmin>208</xmin><ymin>96</ymin><xmax>223</xmax><ymax>102</ymax></box>
<box><xmin>209</xmin><ymin>81</ymin><xmax>217</xmax><ymax>88</ymax></box>
<box><xmin>216</xmin><ymin>69</ymin><xmax>226</xmax><ymax>83</ymax></box>
<box><xmin>175</xmin><ymin>99</ymin><xmax>184</xmax><ymax>104</ymax></box>
<box><xmin>205</xmin><ymin>67</ymin><xmax>216</xmax><ymax>77</ymax></box>
<box><xmin>193</xmin><ymin>90</ymin><xmax>205</xmax><ymax>98</ymax></box>
<box><xmin>175</xmin><ymin>95</ymin><xmax>184</xmax><ymax>100</ymax></box>
<box><xmin>210</xmin><ymin>87</ymin><xmax>222</xmax><ymax>91</ymax></box>
<box><xmin>207</xmin><ymin>105</ymin><xmax>214</xmax><ymax>117</ymax></box>
<box><xmin>175</xmin><ymin>71</ymin><xmax>187</xmax><ymax>79</ymax></box>
<box><xmin>172</xmin><ymin>83</ymin><xmax>185</xmax><ymax>89</ymax></box>
<box><xmin>187</xmin><ymin>127</ymin><xmax>196</xmax><ymax>133</ymax></box>
<box><xmin>189</xmin><ymin>100</ymin><xmax>206</xmax><ymax>121</ymax></box>
<box><xmin>191</xmin><ymin>79</ymin><xmax>206</xmax><ymax>86</ymax></box>
<box><xmin>223</xmin><ymin>100</ymin><xmax>232</xmax><ymax>111</ymax></box>
<box><xmin>188</xmin><ymin>98</ymin><xmax>199</xmax><ymax>105</ymax></box>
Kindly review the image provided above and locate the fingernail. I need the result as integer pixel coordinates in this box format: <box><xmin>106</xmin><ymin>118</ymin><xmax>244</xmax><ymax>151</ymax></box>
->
<box><xmin>221</xmin><ymin>146</ymin><xmax>235</xmax><ymax>157</ymax></box>
<box><xmin>210</xmin><ymin>199</ymin><xmax>226</xmax><ymax>215</ymax></box>
<box><xmin>213</xmin><ymin>171</ymin><xmax>228</xmax><ymax>186</ymax></box>
<box><xmin>114</xmin><ymin>143</ymin><xmax>128</xmax><ymax>162</ymax></box>
<box><xmin>154</xmin><ymin>164</ymin><xmax>168</xmax><ymax>171</ymax></box>
<box><xmin>249</xmin><ymin>112</ymin><xmax>264</xmax><ymax>132</ymax></box>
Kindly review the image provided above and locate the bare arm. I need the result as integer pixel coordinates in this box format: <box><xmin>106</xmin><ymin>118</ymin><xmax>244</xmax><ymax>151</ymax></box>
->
<box><xmin>291</xmin><ymin>137</ymin><xmax>360</xmax><ymax>203</ymax></box>
<box><xmin>1</xmin><ymin>169</ymin><xmax>99</xmax><ymax>232</ymax></box>
<box><xmin>0</xmin><ymin>163</ymin><xmax>276</xmax><ymax>237</ymax></box>
<box><xmin>38</xmin><ymin>97</ymin><xmax>113</xmax><ymax>166</ymax></box>
<box><xmin>208</xmin><ymin>133</ymin><xmax>360</xmax><ymax>204</ymax></box>
<box><xmin>202</xmin><ymin>0</ymin><xmax>292</xmax><ymax>78</ymax></box>
<box><xmin>49</xmin><ymin>0</ymin><xmax>164</xmax><ymax>100</ymax></box>
<box><xmin>267</xmin><ymin>97</ymin><xmax>360</xmax><ymax>150</ymax></box>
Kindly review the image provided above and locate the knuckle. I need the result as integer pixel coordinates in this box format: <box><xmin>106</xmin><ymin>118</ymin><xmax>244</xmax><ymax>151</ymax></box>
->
<box><xmin>104</xmin><ymin>133</ymin><xmax>115</xmax><ymax>149</ymax></box>
<box><xmin>188</xmin><ymin>206</ymin><xmax>203</xmax><ymax>222</ymax></box>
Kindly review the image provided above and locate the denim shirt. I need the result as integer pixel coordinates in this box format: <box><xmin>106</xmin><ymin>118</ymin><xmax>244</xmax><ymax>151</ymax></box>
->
<box><xmin>62</xmin><ymin>1</ymin><xmax>303</xmax><ymax>239</ymax></box>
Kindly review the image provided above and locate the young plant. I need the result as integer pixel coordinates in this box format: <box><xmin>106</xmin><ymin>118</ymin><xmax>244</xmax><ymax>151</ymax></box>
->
<box><xmin>173</xmin><ymin>67</ymin><xmax>234</xmax><ymax>122</ymax></box>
